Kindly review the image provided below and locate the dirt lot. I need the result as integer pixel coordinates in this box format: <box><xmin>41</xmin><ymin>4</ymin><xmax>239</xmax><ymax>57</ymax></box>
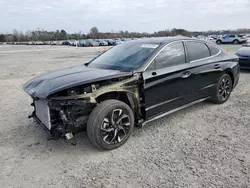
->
<box><xmin>0</xmin><ymin>44</ymin><xmax>249</xmax><ymax>188</ymax></box>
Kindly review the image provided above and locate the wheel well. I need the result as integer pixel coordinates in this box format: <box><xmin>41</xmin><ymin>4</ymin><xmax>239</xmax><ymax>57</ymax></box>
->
<box><xmin>225</xmin><ymin>70</ymin><xmax>234</xmax><ymax>86</ymax></box>
<box><xmin>95</xmin><ymin>92</ymin><xmax>141</xmax><ymax>123</ymax></box>
<box><xmin>233</xmin><ymin>39</ymin><xmax>240</xmax><ymax>44</ymax></box>
<box><xmin>96</xmin><ymin>92</ymin><xmax>131</xmax><ymax>107</ymax></box>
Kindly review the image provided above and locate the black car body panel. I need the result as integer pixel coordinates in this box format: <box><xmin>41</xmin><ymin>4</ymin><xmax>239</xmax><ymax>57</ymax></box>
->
<box><xmin>143</xmin><ymin>55</ymin><xmax>239</xmax><ymax>118</ymax></box>
<box><xmin>236</xmin><ymin>46</ymin><xmax>250</xmax><ymax>69</ymax></box>
<box><xmin>23</xmin><ymin>65</ymin><xmax>133</xmax><ymax>99</ymax></box>
<box><xmin>23</xmin><ymin>37</ymin><xmax>240</xmax><ymax>141</ymax></box>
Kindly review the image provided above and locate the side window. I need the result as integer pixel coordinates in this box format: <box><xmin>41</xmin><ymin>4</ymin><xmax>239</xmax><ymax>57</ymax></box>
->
<box><xmin>155</xmin><ymin>42</ymin><xmax>185</xmax><ymax>69</ymax></box>
<box><xmin>146</xmin><ymin>60</ymin><xmax>155</xmax><ymax>71</ymax></box>
<box><xmin>186</xmin><ymin>42</ymin><xmax>210</xmax><ymax>62</ymax></box>
<box><xmin>207</xmin><ymin>44</ymin><xmax>220</xmax><ymax>56</ymax></box>
<box><xmin>230</xmin><ymin>35</ymin><xmax>235</xmax><ymax>38</ymax></box>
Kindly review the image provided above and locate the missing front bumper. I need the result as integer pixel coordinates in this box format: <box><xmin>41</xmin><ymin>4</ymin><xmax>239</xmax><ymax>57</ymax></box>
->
<box><xmin>29</xmin><ymin>111</ymin><xmax>52</xmax><ymax>135</ymax></box>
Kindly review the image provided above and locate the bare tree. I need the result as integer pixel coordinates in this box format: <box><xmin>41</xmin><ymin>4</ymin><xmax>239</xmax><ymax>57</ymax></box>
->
<box><xmin>12</xmin><ymin>29</ymin><xmax>19</xmax><ymax>41</ymax></box>
<box><xmin>90</xmin><ymin>27</ymin><xmax>99</xmax><ymax>38</ymax></box>
<box><xmin>2</xmin><ymin>27</ymin><xmax>250</xmax><ymax>42</ymax></box>
<box><xmin>59</xmin><ymin>29</ymin><xmax>67</xmax><ymax>40</ymax></box>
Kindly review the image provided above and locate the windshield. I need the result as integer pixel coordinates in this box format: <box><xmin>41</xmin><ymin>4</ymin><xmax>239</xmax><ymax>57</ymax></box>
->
<box><xmin>88</xmin><ymin>42</ymin><xmax>158</xmax><ymax>71</ymax></box>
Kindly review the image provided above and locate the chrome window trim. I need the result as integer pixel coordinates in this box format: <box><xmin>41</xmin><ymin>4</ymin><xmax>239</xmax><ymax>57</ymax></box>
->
<box><xmin>184</xmin><ymin>40</ymin><xmax>222</xmax><ymax>63</ymax></box>
<box><xmin>143</xmin><ymin>39</ymin><xmax>222</xmax><ymax>71</ymax></box>
<box><xmin>143</xmin><ymin>40</ymin><xmax>184</xmax><ymax>71</ymax></box>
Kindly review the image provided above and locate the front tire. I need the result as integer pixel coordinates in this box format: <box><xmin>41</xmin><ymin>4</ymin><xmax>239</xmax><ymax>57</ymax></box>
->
<box><xmin>216</xmin><ymin>40</ymin><xmax>222</xmax><ymax>44</ymax></box>
<box><xmin>211</xmin><ymin>74</ymin><xmax>233</xmax><ymax>104</ymax></box>
<box><xmin>87</xmin><ymin>100</ymin><xmax>134</xmax><ymax>150</ymax></box>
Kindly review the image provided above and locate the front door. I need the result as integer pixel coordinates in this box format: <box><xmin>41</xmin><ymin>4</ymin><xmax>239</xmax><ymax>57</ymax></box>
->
<box><xmin>223</xmin><ymin>35</ymin><xmax>235</xmax><ymax>43</ymax></box>
<box><xmin>143</xmin><ymin>41</ymin><xmax>195</xmax><ymax>119</ymax></box>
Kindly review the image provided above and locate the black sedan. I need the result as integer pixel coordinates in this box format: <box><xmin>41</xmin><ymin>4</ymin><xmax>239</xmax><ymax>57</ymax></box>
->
<box><xmin>23</xmin><ymin>37</ymin><xmax>240</xmax><ymax>150</ymax></box>
<box><xmin>236</xmin><ymin>43</ymin><xmax>250</xmax><ymax>69</ymax></box>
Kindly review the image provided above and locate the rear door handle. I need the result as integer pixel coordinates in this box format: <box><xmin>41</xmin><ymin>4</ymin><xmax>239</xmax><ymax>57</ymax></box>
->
<box><xmin>181</xmin><ymin>71</ymin><xmax>191</xmax><ymax>78</ymax></box>
<box><xmin>214</xmin><ymin>64</ymin><xmax>221</xmax><ymax>69</ymax></box>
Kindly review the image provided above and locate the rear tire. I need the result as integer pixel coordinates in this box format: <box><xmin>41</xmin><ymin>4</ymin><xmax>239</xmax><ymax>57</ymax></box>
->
<box><xmin>233</xmin><ymin>40</ymin><xmax>240</xmax><ymax>44</ymax></box>
<box><xmin>211</xmin><ymin>74</ymin><xmax>233</xmax><ymax>104</ymax></box>
<box><xmin>87</xmin><ymin>99</ymin><xmax>134</xmax><ymax>150</ymax></box>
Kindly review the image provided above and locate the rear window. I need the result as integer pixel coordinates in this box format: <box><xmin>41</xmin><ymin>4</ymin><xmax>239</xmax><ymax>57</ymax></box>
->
<box><xmin>207</xmin><ymin>44</ymin><xmax>220</xmax><ymax>56</ymax></box>
<box><xmin>186</xmin><ymin>41</ymin><xmax>210</xmax><ymax>62</ymax></box>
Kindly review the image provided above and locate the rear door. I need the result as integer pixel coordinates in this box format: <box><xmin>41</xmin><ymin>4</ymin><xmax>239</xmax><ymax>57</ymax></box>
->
<box><xmin>229</xmin><ymin>35</ymin><xmax>236</xmax><ymax>43</ymax></box>
<box><xmin>222</xmin><ymin>35</ymin><xmax>235</xmax><ymax>43</ymax></box>
<box><xmin>183</xmin><ymin>41</ymin><xmax>223</xmax><ymax>100</ymax></box>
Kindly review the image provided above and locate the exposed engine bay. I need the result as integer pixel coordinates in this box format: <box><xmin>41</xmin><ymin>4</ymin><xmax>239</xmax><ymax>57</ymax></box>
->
<box><xmin>29</xmin><ymin>74</ymin><xmax>145</xmax><ymax>142</ymax></box>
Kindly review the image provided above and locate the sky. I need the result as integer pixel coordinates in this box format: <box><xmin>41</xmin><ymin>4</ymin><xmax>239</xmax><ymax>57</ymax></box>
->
<box><xmin>1</xmin><ymin>0</ymin><xmax>250</xmax><ymax>34</ymax></box>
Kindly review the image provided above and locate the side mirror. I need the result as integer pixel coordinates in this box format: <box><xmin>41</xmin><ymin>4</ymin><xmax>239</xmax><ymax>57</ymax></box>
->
<box><xmin>84</xmin><ymin>62</ymin><xmax>90</xmax><ymax>66</ymax></box>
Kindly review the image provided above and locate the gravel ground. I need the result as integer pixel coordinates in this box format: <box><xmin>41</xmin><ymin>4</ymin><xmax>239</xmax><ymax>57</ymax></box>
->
<box><xmin>0</xmin><ymin>45</ymin><xmax>249</xmax><ymax>188</ymax></box>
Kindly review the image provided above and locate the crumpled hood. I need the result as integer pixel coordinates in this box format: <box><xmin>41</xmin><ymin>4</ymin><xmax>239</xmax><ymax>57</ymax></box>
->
<box><xmin>23</xmin><ymin>65</ymin><xmax>132</xmax><ymax>99</ymax></box>
<box><xmin>236</xmin><ymin>47</ymin><xmax>250</xmax><ymax>57</ymax></box>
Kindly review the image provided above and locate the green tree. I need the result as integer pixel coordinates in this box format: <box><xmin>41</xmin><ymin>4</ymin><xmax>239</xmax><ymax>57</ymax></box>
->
<box><xmin>0</xmin><ymin>34</ymin><xmax>5</xmax><ymax>42</ymax></box>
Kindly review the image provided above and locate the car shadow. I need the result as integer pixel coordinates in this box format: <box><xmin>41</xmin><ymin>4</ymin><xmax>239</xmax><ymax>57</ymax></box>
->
<box><xmin>2</xmin><ymin>118</ymin><xmax>101</xmax><ymax>157</ymax></box>
<box><xmin>132</xmin><ymin>101</ymin><xmax>215</xmax><ymax>147</ymax></box>
<box><xmin>240</xmin><ymin>69</ymin><xmax>250</xmax><ymax>73</ymax></box>
<box><xmin>3</xmin><ymin>100</ymin><xmax>214</xmax><ymax>157</ymax></box>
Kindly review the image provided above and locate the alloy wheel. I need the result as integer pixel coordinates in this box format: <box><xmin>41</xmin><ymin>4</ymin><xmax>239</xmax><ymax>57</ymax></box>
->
<box><xmin>218</xmin><ymin>77</ymin><xmax>231</xmax><ymax>101</ymax></box>
<box><xmin>100</xmin><ymin>109</ymin><xmax>131</xmax><ymax>144</ymax></box>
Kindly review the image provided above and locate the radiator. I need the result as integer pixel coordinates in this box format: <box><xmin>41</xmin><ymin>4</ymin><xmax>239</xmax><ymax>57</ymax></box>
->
<box><xmin>35</xmin><ymin>100</ymin><xmax>51</xmax><ymax>130</ymax></box>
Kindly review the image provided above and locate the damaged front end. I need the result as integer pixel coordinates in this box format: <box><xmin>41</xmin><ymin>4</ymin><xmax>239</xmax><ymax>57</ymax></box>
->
<box><xmin>27</xmin><ymin>73</ymin><xmax>143</xmax><ymax>141</ymax></box>
<box><xmin>29</xmin><ymin>98</ymin><xmax>95</xmax><ymax>140</ymax></box>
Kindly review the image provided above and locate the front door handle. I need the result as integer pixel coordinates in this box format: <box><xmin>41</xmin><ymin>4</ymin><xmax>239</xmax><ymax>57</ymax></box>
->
<box><xmin>214</xmin><ymin>64</ymin><xmax>221</xmax><ymax>69</ymax></box>
<box><xmin>181</xmin><ymin>71</ymin><xmax>191</xmax><ymax>78</ymax></box>
<box><xmin>152</xmin><ymin>71</ymin><xmax>157</xmax><ymax>76</ymax></box>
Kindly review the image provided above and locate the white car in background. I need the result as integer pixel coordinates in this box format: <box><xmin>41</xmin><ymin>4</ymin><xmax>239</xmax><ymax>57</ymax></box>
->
<box><xmin>70</xmin><ymin>40</ymin><xmax>78</xmax><ymax>46</ymax></box>
<box><xmin>216</xmin><ymin>34</ymin><xmax>247</xmax><ymax>44</ymax></box>
<box><xmin>245</xmin><ymin>35</ymin><xmax>250</xmax><ymax>43</ymax></box>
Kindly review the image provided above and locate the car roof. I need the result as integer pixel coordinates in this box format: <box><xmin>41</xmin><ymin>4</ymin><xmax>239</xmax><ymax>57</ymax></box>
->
<box><xmin>126</xmin><ymin>37</ymin><xmax>215</xmax><ymax>45</ymax></box>
<box><xmin>131</xmin><ymin>36</ymin><xmax>225</xmax><ymax>72</ymax></box>
<box><xmin>126</xmin><ymin>36</ymin><xmax>200</xmax><ymax>44</ymax></box>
